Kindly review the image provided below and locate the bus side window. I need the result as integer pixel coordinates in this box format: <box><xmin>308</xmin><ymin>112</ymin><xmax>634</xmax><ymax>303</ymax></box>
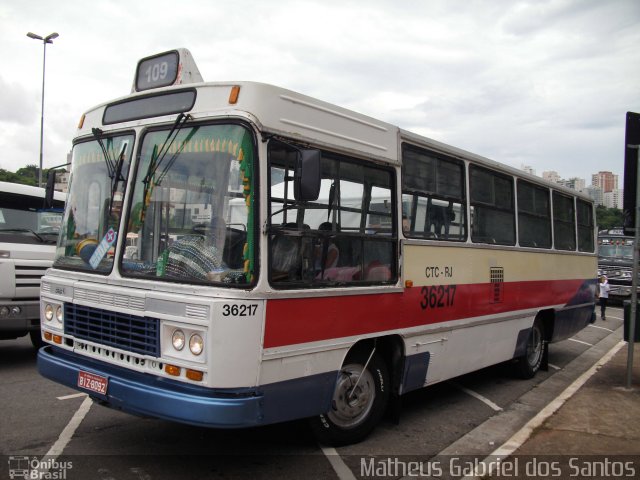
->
<box><xmin>268</xmin><ymin>140</ymin><xmax>397</xmax><ymax>287</ymax></box>
<box><xmin>271</xmin><ymin>232</ymin><xmax>301</xmax><ymax>281</ymax></box>
<box><xmin>401</xmin><ymin>144</ymin><xmax>467</xmax><ymax>241</ymax></box>
<box><xmin>470</xmin><ymin>165</ymin><xmax>515</xmax><ymax>246</ymax></box>
<box><xmin>363</xmin><ymin>239</ymin><xmax>393</xmax><ymax>281</ymax></box>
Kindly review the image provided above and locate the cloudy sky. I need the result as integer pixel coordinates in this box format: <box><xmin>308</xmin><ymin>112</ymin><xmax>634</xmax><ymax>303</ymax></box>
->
<box><xmin>1</xmin><ymin>0</ymin><xmax>638</xmax><ymax>184</ymax></box>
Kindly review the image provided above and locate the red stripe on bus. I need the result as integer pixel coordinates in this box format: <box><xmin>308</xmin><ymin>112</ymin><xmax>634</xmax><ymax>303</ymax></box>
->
<box><xmin>263</xmin><ymin>279</ymin><xmax>591</xmax><ymax>348</ymax></box>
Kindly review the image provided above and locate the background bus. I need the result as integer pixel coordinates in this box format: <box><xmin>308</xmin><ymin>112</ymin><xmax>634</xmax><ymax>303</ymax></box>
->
<box><xmin>597</xmin><ymin>228</ymin><xmax>637</xmax><ymax>302</ymax></box>
<box><xmin>38</xmin><ymin>49</ymin><xmax>596</xmax><ymax>446</ymax></box>
<box><xmin>0</xmin><ymin>181</ymin><xmax>65</xmax><ymax>347</ymax></box>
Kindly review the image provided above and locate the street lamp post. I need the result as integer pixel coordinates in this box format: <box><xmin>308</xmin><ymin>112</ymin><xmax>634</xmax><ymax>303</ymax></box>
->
<box><xmin>27</xmin><ymin>31</ymin><xmax>59</xmax><ymax>187</ymax></box>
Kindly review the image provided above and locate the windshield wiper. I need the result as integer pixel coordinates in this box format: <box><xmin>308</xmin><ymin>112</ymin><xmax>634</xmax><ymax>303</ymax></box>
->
<box><xmin>0</xmin><ymin>228</ymin><xmax>45</xmax><ymax>243</ymax></box>
<box><xmin>92</xmin><ymin>128</ymin><xmax>129</xmax><ymax>216</ymax></box>
<box><xmin>142</xmin><ymin>113</ymin><xmax>193</xmax><ymax>186</ymax></box>
<box><xmin>108</xmin><ymin>142</ymin><xmax>128</xmax><ymax>216</ymax></box>
<box><xmin>140</xmin><ymin>114</ymin><xmax>195</xmax><ymax>222</ymax></box>
<box><xmin>92</xmin><ymin>128</ymin><xmax>116</xmax><ymax>178</ymax></box>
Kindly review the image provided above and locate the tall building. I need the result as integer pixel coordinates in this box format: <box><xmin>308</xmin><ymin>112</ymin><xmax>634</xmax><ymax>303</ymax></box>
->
<box><xmin>542</xmin><ymin>171</ymin><xmax>561</xmax><ymax>183</ymax></box>
<box><xmin>591</xmin><ymin>171</ymin><xmax>618</xmax><ymax>193</ymax></box>
<box><xmin>558</xmin><ymin>177</ymin><xmax>586</xmax><ymax>192</ymax></box>
<box><xmin>584</xmin><ymin>186</ymin><xmax>603</xmax><ymax>206</ymax></box>
<box><xmin>603</xmin><ymin>189</ymin><xmax>623</xmax><ymax>209</ymax></box>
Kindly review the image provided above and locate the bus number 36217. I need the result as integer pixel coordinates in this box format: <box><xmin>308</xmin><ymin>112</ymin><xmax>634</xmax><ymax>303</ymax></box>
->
<box><xmin>420</xmin><ymin>285</ymin><xmax>457</xmax><ymax>310</ymax></box>
<box><xmin>222</xmin><ymin>304</ymin><xmax>259</xmax><ymax>317</ymax></box>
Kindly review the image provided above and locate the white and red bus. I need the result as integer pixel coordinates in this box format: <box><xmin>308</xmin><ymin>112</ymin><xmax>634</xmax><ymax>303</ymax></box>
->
<box><xmin>38</xmin><ymin>49</ymin><xmax>596</xmax><ymax>445</ymax></box>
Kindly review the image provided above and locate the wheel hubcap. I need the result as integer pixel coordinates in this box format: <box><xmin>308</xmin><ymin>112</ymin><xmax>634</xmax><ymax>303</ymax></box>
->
<box><xmin>327</xmin><ymin>363</ymin><xmax>375</xmax><ymax>429</ymax></box>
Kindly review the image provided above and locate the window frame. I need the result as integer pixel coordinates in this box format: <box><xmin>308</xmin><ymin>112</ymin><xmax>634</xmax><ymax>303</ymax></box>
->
<box><xmin>401</xmin><ymin>143</ymin><xmax>467</xmax><ymax>241</ymax></box>
<box><xmin>516</xmin><ymin>179</ymin><xmax>552</xmax><ymax>249</ymax></box>
<box><xmin>552</xmin><ymin>191</ymin><xmax>577</xmax><ymax>251</ymax></box>
<box><xmin>576</xmin><ymin>198</ymin><xmax>595</xmax><ymax>252</ymax></box>
<box><xmin>267</xmin><ymin>140</ymin><xmax>398</xmax><ymax>289</ymax></box>
<box><xmin>469</xmin><ymin>165</ymin><xmax>516</xmax><ymax>246</ymax></box>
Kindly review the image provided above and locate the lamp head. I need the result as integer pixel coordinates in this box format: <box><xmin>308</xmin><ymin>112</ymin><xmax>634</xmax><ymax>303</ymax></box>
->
<box><xmin>26</xmin><ymin>32</ymin><xmax>58</xmax><ymax>43</ymax></box>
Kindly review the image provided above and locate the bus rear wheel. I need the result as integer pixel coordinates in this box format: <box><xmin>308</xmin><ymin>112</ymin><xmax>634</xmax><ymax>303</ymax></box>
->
<box><xmin>514</xmin><ymin>318</ymin><xmax>545</xmax><ymax>379</ymax></box>
<box><xmin>310</xmin><ymin>348</ymin><xmax>389</xmax><ymax>446</ymax></box>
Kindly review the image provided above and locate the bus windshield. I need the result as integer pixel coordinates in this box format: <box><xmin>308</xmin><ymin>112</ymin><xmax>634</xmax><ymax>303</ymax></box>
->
<box><xmin>599</xmin><ymin>243</ymin><xmax>633</xmax><ymax>260</ymax></box>
<box><xmin>0</xmin><ymin>195</ymin><xmax>63</xmax><ymax>245</ymax></box>
<box><xmin>120</xmin><ymin>123</ymin><xmax>255</xmax><ymax>286</ymax></box>
<box><xmin>54</xmin><ymin>134</ymin><xmax>134</xmax><ymax>272</ymax></box>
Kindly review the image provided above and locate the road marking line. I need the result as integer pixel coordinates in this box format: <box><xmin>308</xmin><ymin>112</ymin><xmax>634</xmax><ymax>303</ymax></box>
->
<box><xmin>607</xmin><ymin>315</ymin><xmax>624</xmax><ymax>321</ymax></box>
<box><xmin>569</xmin><ymin>338</ymin><xmax>594</xmax><ymax>346</ymax></box>
<box><xmin>57</xmin><ymin>393</ymin><xmax>88</xmax><ymax>400</ymax></box>
<box><xmin>45</xmin><ymin>395</ymin><xmax>93</xmax><ymax>458</ymax></box>
<box><xmin>450</xmin><ymin>382</ymin><xmax>503</xmax><ymax>412</ymax></box>
<box><xmin>464</xmin><ymin>340</ymin><xmax>626</xmax><ymax>480</ymax></box>
<box><xmin>548</xmin><ymin>363</ymin><xmax>561</xmax><ymax>370</ymax></box>
<box><xmin>321</xmin><ymin>445</ymin><xmax>357</xmax><ymax>480</ymax></box>
<box><xmin>588</xmin><ymin>324</ymin><xmax>614</xmax><ymax>333</ymax></box>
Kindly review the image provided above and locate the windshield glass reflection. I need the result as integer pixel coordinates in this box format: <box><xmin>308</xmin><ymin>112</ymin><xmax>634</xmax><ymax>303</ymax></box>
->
<box><xmin>54</xmin><ymin>134</ymin><xmax>133</xmax><ymax>272</ymax></box>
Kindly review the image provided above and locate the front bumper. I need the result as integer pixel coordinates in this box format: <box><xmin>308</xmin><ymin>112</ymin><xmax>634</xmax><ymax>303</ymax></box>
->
<box><xmin>0</xmin><ymin>300</ymin><xmax>40</xmax><ymax>332</ymax></box>
<box><xmin>38</xmin><ymin>346</ymin><xmax>264</xmax><ymax>428</ymax></box>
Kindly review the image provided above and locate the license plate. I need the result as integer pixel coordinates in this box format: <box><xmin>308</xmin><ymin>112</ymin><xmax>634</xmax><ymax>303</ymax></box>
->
<box><xmin>77</xmin><ymin>371</ymin><xmax>108</xmax><ymax>395</ymax></box>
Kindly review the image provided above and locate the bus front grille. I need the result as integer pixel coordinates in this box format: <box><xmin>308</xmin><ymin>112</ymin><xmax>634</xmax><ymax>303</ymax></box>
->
<box><xmin>64</xmin><ymin>304</ymin><xmax>160</xmax><ymax>357</ymax></box>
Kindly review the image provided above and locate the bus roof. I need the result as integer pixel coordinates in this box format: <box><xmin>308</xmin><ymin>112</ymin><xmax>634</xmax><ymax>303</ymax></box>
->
<box><xmin>78</xmin><ymin>80</ymin><xmax>399</xmax><ymax>165</ymax></box>
<box><xmin>400</xmin><ymin>129</ymin><xmax>594</xmax><ymax>201</ymax></box>
<box><xmin>0</xmin><ymin>181</ymin><xmax>66</xmax><ymax>202</ymax></box>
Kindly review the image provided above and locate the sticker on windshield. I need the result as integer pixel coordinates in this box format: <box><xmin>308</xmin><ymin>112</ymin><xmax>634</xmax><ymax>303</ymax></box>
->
<box><xmin>89</xmin><ymin>228</ymin><xmax>118</xmax><ymax>269</ymax></box>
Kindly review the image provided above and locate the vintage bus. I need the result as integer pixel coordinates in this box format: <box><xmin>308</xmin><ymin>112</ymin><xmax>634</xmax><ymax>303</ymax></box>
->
<box><xmin>38</xmin><ymin>49</ymin><xmax>596</xmax><ymax>445</ymax></box>
<box><xmin>0</xmin><ymin>181</ymin><xmax>65</xmax><ymax>347</ymax></box>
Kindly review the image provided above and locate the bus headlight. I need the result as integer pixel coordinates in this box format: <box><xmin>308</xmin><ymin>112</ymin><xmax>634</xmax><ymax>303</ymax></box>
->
<box><xmin>162</xmin><ymin>324</ymin><xmax>206</xmax><ymax>362</ymax></box>
<box><xmin>172</xmin><ymin>330</ymin><xmax>185</xmax><ymax>351</ymax></box>
<box><xmin>189</xmin><ymin>334</ymin><xmax>204</xmax><ymax>356</ymax></box>
<box><xmin>44</xmin><ymin>304</ymin><xmax>55</xmax><ymax>321</ymax></box>
<box><xmin>55</xmin><ymin>306</ymin><xmax>63</xmax><ymax>323</ymax></box>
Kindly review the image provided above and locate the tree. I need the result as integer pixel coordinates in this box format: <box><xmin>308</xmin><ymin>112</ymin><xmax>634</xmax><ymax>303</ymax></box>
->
<box><xmin>595</xmin><ymin>205</ymin><xmax>623</xmax><ymax>230</ymax></box>
<box><xmin>0</xmin><ymin>164</ymin><xmax>49</xmax><ymax>187</ymax></box>
<box><xmin>0</xmin><ymin>169</ymin><xmax>24</xmax><ymax>184</ymax></box>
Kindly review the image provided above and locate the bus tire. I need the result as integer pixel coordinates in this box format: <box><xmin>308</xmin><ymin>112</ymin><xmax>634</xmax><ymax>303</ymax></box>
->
<box><xmin>310</xmin><ymin>348</ymin><xmax>389</xmax><ymax>446</ymax></box>
<box><xmin>514</xmin><ymin>318</ymin><xmax>545</xmax><ymax>379</ymax></box>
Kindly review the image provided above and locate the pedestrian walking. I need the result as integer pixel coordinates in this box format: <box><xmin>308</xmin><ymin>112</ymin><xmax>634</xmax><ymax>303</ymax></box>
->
<box><xmin>597</xmin><ymin>275</ymin><xmax>610</xmax><ymax>320</ymax></box>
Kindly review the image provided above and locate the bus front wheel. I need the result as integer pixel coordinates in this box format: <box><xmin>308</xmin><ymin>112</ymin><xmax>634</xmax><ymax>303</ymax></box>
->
<box><xmin>310</xmin><ymin>348</ymin><xmax>389</xmax><ymax>446</ymax></box>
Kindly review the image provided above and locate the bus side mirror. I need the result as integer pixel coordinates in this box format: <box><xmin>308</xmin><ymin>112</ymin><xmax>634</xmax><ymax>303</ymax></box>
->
<box><xmin>294</xmin><ymin>149</ymin><xmax>321</xmax><ymax>202</ymax></box>
<box><xmin>45</xmin><ymin>170</ymin><xmax>57</xmax><ymax>209</ymax></box>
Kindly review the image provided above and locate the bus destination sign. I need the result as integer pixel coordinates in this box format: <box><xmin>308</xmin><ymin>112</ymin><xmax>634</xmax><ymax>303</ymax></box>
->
<box><xmin>135</xmin><ymin>50</ymin><xmax>180</xmax><ymax>91</ymax></box>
